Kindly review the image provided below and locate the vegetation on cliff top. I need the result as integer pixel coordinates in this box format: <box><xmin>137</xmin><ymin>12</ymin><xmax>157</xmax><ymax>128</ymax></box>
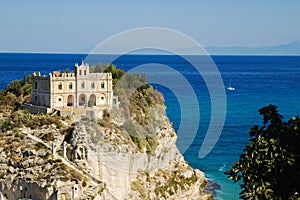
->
<box><xmin>0</xmin><ymin>74</ymin><xmax>32</xmax><ymax>111</ymax></box>
<box><xmin>91</xmin><ymin>63</ymin><xmax>165</xmax><ymax>153</ymax></box>
<box><xmin>122</xmin><ymin>84</ymin><xmax>164</xmax><ymax>153</ymax></box>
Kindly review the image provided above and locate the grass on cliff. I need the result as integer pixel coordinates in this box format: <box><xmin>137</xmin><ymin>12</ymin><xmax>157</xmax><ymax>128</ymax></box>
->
<box><xmin>0</xmin><ymin>110</ymin><xmax>68</xmax><ymax>133</ymax></box>
<box><xmin>120</xmin><ymin>84</ymin><xmax>164</xmax><ymax>153</ymax></box>
<box><xmin>91</xmin><ymin>63</ymin><xmax>165</xmax><ymax>153</ymax></box>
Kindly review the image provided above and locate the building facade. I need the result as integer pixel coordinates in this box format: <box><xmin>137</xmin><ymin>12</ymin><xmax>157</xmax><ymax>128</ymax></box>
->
<box><xmin>26</xmin><ymin>62</ymin><xmax>117</xmax><ymax>114</ymax></box>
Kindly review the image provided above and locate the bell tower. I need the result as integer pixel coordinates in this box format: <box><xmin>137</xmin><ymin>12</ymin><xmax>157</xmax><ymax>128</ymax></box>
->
<box><xmin>75</xmin><ymin>61</ymin><xmax>89</xmax><ymax>77</ymax></box>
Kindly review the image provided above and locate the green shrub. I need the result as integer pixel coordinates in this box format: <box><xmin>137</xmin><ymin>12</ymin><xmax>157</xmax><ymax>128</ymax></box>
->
<box><xmin>123</xmin><ymin>120</ymin><xmax>136</xmax><ymax>136</ymax></box>
<box><xmin>225</xmin><ymin>105</ymin><xmax>300</xmax><ymax>199</ymax></box>
<box><xmin>0</xmin><ymin>118</ymin><xmax>13</xmax><ymax>132</ymax></box>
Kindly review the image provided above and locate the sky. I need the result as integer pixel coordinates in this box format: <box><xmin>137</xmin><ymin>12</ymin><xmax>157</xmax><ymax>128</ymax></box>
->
<box><xmin>0</xmin><ymin>0</ymin><xmax>299</xmax><ymax>53</ymax></box>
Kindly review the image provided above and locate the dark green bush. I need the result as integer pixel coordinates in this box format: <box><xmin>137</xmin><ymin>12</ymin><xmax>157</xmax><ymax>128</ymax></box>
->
<box><xmin>225</xmin><ymin>105</ymin><xmax>300</xmax><ymax>199</ymax></box>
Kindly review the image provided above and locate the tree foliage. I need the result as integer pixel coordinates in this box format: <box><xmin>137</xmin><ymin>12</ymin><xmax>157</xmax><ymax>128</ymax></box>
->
<box><xmin>90</xmin><ymin>63</ymin><xmax>150</xmax><ymax>116</ymax></box>
<box><xmin>90</xmin><ymin>63</ymin><xmax>126</xmax><ymax>86</ymax></box>
<box><xmin>225</xmin><ymin>105</ymin><xmax>300</xmax><ymax>199</ymax></box>
<box><xmin>0</xmin><ymin>74</ymin><xmax>32</xmax><ymax>109</ymax></box>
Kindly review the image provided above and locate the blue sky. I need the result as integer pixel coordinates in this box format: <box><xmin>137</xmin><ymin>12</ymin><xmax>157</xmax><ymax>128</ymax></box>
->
<box><xmin>0</xmin><ymin>0</ymin><xmax>299</xmax><ymax>53</ymax></box>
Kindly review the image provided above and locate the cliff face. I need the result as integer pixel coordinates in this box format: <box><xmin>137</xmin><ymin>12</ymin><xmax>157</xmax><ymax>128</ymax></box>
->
<box><xmin>0</xmin><ymin>85</ymin><xmax>212</xmax><ymax>200</ymax></box>
<box><xmin>64</xmin><ymin>85</ymin><xmax>212</xmax><ymax>199</ymax></box>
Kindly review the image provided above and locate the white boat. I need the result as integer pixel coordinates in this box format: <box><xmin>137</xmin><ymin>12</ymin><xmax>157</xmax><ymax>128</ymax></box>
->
<box><xmin>227</xmin><ymin>78</ymin><xmax>235</xmax><ymax>91</ymax></box>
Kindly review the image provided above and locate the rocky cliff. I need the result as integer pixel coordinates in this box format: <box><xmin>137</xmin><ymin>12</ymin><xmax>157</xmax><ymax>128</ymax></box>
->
<box><xmin>0</xmin><ymin>83</ymin><xmax>212</xmax><ymax>199</ymax></box>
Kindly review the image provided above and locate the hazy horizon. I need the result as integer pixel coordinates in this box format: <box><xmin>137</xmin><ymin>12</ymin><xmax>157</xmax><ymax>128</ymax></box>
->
<box><xmin>0</xmin><ymin>41</ymin><xmax>300</xmax><ymax>55</ymax></box>
<box><xmin>1</xmin><ymin>1</ymin><xmax>300</xmax><ymax>54</ymax></box>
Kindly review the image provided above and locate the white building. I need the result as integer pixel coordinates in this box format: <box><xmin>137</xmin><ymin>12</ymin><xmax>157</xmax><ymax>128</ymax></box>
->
<box><xmin>25</xmin><ymin>62</ymin><xmax>118</xmax><ymax>116</ymax></box>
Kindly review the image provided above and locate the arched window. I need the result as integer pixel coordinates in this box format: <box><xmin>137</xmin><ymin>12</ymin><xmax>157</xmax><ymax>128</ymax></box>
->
<box><xmin>88</xmin><ymin>94</ymin><xmax>96</xmax><ymax>107</ymax></box>
<box><xmin>58</xmin><ymin>83</ymin><xmax>62</xmax><ymax>90</ymax></box>
<box><xmin>67</xmin><ymin>95</ymin><xmax>74</xmax><ymax>106</ymax></box>
<box><xmin>69</xmin><ymin>83</ymin><xmax>73</xmax><ymax>90</ymax></box>
<box><xmin>101</xmin><ymin>82</ymin><xmax>105</xmax><ymax>89</ymax></box>
<box><xmin>79</xmin><ymin>70</ymin><xmax>82</xmax><ymax>75</ymax></box>
<box><xmin>84</xmin><ymin>70</ymin><xmax>86</xmax><ymax>75</ymax></box>
<box><xmin>79</xmin><ymin>94</ymin><xmax>86</xmax><ymax>106</ymax></box>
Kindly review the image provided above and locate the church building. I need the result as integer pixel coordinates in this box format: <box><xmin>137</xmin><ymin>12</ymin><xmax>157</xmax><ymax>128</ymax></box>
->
<box><xmin>25</xmin><ymin>62</ymin><xmax>118</xmax><ymax>115</ymax></box>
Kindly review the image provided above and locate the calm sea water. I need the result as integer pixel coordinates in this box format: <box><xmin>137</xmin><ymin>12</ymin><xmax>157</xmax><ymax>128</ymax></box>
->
<box><xmin>0</xmin><ymin>53</ymin><xmax>299</xmax><ymax>199</ymax></box>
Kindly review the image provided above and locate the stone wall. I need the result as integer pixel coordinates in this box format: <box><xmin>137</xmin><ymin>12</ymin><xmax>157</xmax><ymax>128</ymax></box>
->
<box><xmin>23</xmin><ymin>103</ymin><xmax>52</xmax><ymax>114</ymax></box>
<box><xmin>31</xmin><ymin>76</ymin><xmax>51</xmax><ymax>107</ymax></box>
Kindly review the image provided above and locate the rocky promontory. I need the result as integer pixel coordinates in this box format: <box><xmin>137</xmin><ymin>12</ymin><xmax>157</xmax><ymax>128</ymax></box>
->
<box><xmin>0</xmin><ymin>73</ymin><xmax>212</xmax><ymax>199</ymax></box>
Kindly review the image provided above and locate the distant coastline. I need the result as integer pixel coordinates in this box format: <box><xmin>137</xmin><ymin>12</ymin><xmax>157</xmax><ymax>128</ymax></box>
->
<box><xmin>1</xmin><ymin>41</ymin><xmax>300</xmax><ymax>56</ymax></box>
<box><xmin>205</xmin><ymin>41</ymin><xmax>300</xmax><ymax>55</ymax></box>
<box><xmin>1</xmin><ymin>52</ymin><xmax>300</xmax><ymax>57</ymax></box>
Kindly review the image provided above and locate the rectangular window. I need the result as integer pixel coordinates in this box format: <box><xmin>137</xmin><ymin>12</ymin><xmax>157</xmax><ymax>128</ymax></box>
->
<box><xmin>84</xmin><ymin>70</ymin><xmax>86</xmax><ymax>75</ymax></box>
<box><xmin>69</xmin><ymin>84</ymin><xmax>72</xmax><ymax>90</ymax></box>
<box><xmin>81</xmin><ymin>82</ymin><xmax>85</xmax><ymax>88</ymax></box>
<box><xmin>58</xmin><ymin>84</ymin><xmax>62</xmax><ymax>90</ymax></box>
<box><xmin>91</xmin><ymin>82</ymin><xmax>95</xmax><ymax>89</ymax></box>
<box><xmin>79</xmin><ymin>70</ymin><xmax>82</xmax><ymax>75</ymax></box>
<box><xmin>101</xmin><ymin>82</ymin><xmax>105</xmax><ymax>89</ymax></box>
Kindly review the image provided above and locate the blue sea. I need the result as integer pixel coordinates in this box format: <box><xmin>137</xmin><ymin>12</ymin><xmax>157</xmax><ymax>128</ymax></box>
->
<box><xmin>0</xmin><ymin>53</ymin><xmax>299</xmax><ymax>199</ymax></box>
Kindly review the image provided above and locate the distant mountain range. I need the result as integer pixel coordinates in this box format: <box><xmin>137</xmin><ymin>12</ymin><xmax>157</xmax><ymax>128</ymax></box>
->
<box><xmin>84</xmin><ymin>41</ymin><xmax>300</xmax><ymax>55</ymax></box>
<box><xmin>205</xmin><ymin>41</ymin><xmax>300</xmax><ymax>55</ymax></box>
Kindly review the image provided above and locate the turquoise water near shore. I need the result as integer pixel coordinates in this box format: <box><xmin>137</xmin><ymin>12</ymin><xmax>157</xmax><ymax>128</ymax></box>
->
<box><xmin>0</xmin><ymin>53</ymin><xmax>299</xmax><ymax>199</ymax></box>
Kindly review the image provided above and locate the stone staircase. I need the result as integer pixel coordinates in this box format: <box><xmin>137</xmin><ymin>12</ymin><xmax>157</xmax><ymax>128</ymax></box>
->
<box><xmin>83</xmin><ymin>184</ymin><xmax>97</xmax><ymax>197</ymax></box>
<box><xmin>80</xmin><ymin>183</ymin><xmax>105</xmax><ymax>199</ymax></box>
<box><xmin>22</xmin><ymin>129</ymin><xmax>108</xmax><ymax>199</ymax></box>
